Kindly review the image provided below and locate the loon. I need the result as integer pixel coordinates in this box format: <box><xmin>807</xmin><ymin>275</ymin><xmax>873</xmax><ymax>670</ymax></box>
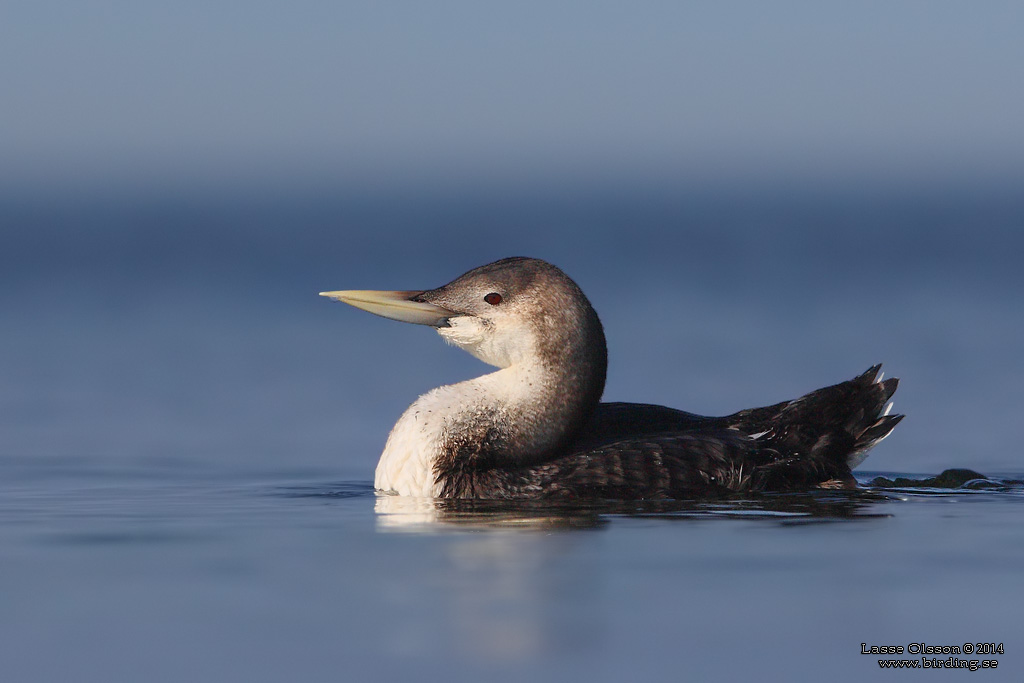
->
<box><xmin>321</xmin><ymin>257</ymin><xmax>903</xmax><ymax>500</ymax></box>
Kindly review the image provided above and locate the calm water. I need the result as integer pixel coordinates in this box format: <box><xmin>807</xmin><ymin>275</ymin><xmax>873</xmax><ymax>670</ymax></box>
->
<box><xmin>2</xmin><ymin>189</ymin><xmax>1022</xmax><ymax>680</ymax></box>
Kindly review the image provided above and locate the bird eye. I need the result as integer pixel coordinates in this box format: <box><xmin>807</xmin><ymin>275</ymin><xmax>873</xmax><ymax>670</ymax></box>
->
<box><xmin>484</xmin><ymin>292</ymin><xmax>502</xmax><ymax>305</ymax></box>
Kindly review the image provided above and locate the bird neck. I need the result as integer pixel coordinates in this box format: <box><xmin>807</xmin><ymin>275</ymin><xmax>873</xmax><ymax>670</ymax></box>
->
<box><xmin>376</xmin><ymin>340</ymin><xmax>606</xmax><ymax>497</ymax></box>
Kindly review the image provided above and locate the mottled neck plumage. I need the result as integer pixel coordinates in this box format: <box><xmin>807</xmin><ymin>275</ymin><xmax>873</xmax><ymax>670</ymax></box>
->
<box><xmin>451</xmin><ymin>310</ymin><xmax>608</xmax><ymax>470</ymax></box>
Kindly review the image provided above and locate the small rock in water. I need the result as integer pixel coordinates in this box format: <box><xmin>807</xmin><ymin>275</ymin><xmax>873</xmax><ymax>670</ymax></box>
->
<box><xmin>870</xmin><ymin>468</ymin><xmax>989</xmax><ymax>489</ymax></box>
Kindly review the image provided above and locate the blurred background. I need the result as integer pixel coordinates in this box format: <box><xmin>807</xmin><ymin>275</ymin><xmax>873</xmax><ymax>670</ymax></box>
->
<box><xmin>3</xmin><ymin>0</ymin><xmax>1022</xmax><ymax>476</ymax></box>
<box><xmin>4</xmin><ymin>5</ymin><xmax>1024</xmax><ymax>683</ymax></box>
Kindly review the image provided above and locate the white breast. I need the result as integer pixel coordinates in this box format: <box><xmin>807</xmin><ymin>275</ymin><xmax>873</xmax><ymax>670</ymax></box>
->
<box><xmin>374</xmin><ymin>364</ymin><xmax>542</xmax><ymax>497</ymax></box>
<box><xmin>375</xmin><ymin>387</ymin><xmax>450</xmax><ymax>497</ymax></box>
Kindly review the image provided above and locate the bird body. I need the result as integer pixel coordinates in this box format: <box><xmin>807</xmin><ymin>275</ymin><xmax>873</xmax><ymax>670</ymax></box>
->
<box><xmin>321</xmin><ymin>257</ymin><xmax>902</xmax><ymax>500</ymax></box>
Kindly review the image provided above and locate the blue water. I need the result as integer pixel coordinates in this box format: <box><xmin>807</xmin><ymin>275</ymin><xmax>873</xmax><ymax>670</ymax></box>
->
<box><xmin>2</xmin><ymin>188</ymin><xmax>1022</xmax><ymax>680</ymax></box>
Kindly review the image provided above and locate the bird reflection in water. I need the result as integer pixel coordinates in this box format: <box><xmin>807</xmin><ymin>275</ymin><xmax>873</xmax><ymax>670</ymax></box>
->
<box><xmin>373</xmin><ymin>489</ymin><xmax>891</xmax><ymax>531</ymax></box>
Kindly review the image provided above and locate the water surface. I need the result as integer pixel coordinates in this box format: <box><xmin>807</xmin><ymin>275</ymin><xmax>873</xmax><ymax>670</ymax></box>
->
<box><xmin>2</xmin><ymin>457</ymin><xmax>1021</xmax><ymax>682</ymax></box>
<box><xmin>2</xmin><ymin>190</ymin><xmax>1021</xmax><ymax>680</ymax></box>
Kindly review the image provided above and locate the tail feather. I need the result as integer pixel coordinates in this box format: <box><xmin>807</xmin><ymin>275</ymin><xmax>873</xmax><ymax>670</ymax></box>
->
<box><xmin>726</xmin><ymin>364</ymin><xmax>904</xmax><ymax>473</ymax></box>
<box><xmin>845</xmin><ymin>372</ymin><xmax>904</xmax><ymax>468</ymax></box>
<box><xmin>879</xmin><ymin>377</ymin><xmax>899</xmax><ymax>403</ymax></box>
<box><xmin>857</xmin><ymin>414</ymin><xmax>904</xmax><ymax>448</ymax></box>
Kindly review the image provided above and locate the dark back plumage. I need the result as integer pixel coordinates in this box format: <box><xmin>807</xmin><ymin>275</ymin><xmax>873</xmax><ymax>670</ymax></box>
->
<box><xmin>439</xmin><ymin>365</ymin><xmax>903</xmax><ymax>500</ymax></box>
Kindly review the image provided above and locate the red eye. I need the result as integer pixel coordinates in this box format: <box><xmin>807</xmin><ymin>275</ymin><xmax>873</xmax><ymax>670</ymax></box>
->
<box><xmin>484</xmin><ymin>292</ymin><xmax>502</xmax><ymax>305</ymax></box>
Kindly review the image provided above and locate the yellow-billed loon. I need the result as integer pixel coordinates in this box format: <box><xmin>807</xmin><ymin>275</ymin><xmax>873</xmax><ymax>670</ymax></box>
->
<box><xmin>321</xmin><ymin>257</ymin><xmax>903</xmax><ymax>499</ymax></box>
